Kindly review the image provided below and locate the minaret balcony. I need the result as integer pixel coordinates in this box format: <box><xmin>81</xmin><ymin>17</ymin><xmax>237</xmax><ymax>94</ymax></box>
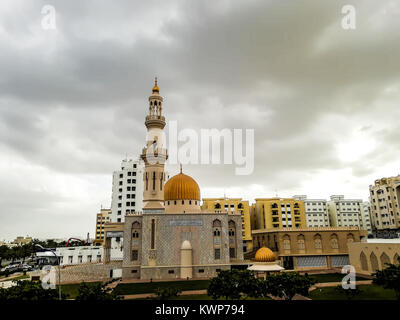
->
<box><xmin>145</xmin><ymin>115</ymin><xmax>166</xmax><ymax>129</ymax></box>
<box><xmin>141</xmin><ymin>147</ymin><xmax>168</xmax><ymax>162</ymax></box>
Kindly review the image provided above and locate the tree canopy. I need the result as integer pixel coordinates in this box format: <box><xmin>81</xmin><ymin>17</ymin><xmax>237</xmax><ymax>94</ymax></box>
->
<box><xmin>207</xmin><ymin>269</ymin><xmax>315</xmax><ymax>300</ymax></box>
<box><xmin>373</xmin><ymin>257</ymin><xmax>400</xmax><ymax>300</ymax></box>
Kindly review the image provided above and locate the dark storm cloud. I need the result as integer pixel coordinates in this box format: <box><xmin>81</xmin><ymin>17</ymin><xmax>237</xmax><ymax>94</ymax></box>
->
<box><xmin>0</xmin><ymin>0</ymin><xmax>399</xmax><ymax>239</ymax></box>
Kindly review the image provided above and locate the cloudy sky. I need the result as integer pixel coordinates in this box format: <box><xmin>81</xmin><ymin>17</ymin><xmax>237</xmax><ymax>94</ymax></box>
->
<box><xmin>1</xmin><ymin>0</ymin><xmax>400</xmax><ymax>241</ymax></box>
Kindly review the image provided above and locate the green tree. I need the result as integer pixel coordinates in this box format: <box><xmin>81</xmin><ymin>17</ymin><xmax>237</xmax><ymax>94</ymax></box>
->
<box><xmin>75</xmin><ymin>280</ymin><xmax>122</xmax><ymax>301</ymax></box>
<box><xmin>154</xmin><ymin>287</ymin><xmax>181</xmax><ymax>300</ymax></box>
<box><xmin>262</xmin><ymin>272</ymin><xmax>315</xmax><ymax>300</ymax></box>
<box><xmin>10</xmin><ymin>246</ymin><xmax>22</xmax><ymax>263</ymax></box>
<box><xmin>0</xmin><ymin>245</ymin><xmax>10</xmax><ymax>267</ymax></box>
<box><xmin>334</xmin><ymin>285</ymin><xmax>362</xmax><ymax>300</ymax></box>
<box><xmin>373</xmin><ymin>257</ymin><xmax>400</xmax><ymax>300</ymax></box>
<box><xmin>0</xmin><ymin>280</ymin><xmax>67</xmax><ymax>301</ymax></box>
<box><xmin>207</xmin><ymin>269</ymin><xmax>263</xmax><ymax>300</ymax></box>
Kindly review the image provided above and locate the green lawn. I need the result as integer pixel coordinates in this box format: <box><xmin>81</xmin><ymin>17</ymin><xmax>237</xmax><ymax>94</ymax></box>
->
<box><xmin>131</xmin><ymin>294</ymin><xmax>271</xmax><ymax>300</ymax></box>
<box><xmin>309</xmin><ymin>285</ymin><xmax>397</xmax><ymax>300</ymax></box>
<box><xmin>309</xmin><ymin>273</ymin><xmax>370</xmax><ymax>283</ymax></box>
<box><xmin>0</xmin><ymin>274</ymin><xmax>29</xmax><ymax>282</ymax></box>
<box><xmin>58</xmin><ymin>282</ymin><xmax>102</xmax><ymax>299</ymax></box>
<box><xmin>114</xmin><ymin>279</ymin><xmax>211</xmax><ymax>295</ymax></box>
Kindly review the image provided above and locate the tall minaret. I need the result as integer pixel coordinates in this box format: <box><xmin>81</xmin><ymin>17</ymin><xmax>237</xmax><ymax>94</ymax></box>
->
<box><xmin>141</xmin><ymin>78</ymin><xmax>168</xmax><ymax>212</ymax></box>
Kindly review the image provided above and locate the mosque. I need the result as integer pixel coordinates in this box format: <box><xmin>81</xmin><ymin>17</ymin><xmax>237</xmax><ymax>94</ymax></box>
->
<box><xmin>105</xmin><ymin>80</ymin><xmax>250</xmax><ymax>280</ymax></box>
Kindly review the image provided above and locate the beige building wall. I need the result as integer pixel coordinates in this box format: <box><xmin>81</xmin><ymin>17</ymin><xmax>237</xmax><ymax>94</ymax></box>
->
<box><xmin>348</xmin><ymin>240</ymin><xmax>400</xmax><ymax>275</ymax></box>
<box><xmin>369</xmin><ymin>175</ymin><xmax>400</xmax><ymax>230</ymax></box>
<box><xmin>253</xmin><ymin>227</ymin><xmax>367</xmax><ymax>270</ymax></box>
<box><xmin>202</xmin><ymin>198</ymin><xmax>253</xmax><ymax>252</ymax></box>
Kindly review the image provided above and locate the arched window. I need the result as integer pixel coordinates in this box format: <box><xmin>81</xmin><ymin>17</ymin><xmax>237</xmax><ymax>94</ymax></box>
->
<box><xmin>314</xmin><ymin>234</ymin><xmax>322</xmax><ymax>250</ymax></box>
<box><xmin>215</xmin><ymin>203</ymin><xmax>221</xmax><ymax>209</ymax></box>
<box><xmin>297</xmin><ymin>234</ymin><xmax>305</xmax><ymax>251</ymax></box>
<box><xmin>213</xmin><ymin>220</ymin><xmax>222</xmax><ymax>260</ymax></box>
<box><xmin>271</xmin><ymin>203</ymin><xmax>278</xmax><ymax>209</ymax></box>
<box><xmin>360</xmin><ymin>251</ymin><xmax>368</xmax><ymax>271</ymax></box>
<box><xmin>394</xmin><ymin>253</ymin><xmax>399</xmax><ymax>264</ymax></box>
<box><xmin>370</xmin><ymin>252</ymin><xmax>379</xmax><ymax>272</ymax></box>
<box><xmin>238</xmin><ymin>203</ymin><xmax>243</xmax><ymax>209</ymax></box>
<box><xmin>131</xmin><ymin>221</ymin><xmax>141</xmax><ymax>261</ymax></box>
<box><xmin>228</xmin><ymin>220</ymin><xmax>236</xmax><ymax>258</ymax></box>
<box><xmin>330</xmin><ymin>234</ymin><xmax>339</xmax><ymax>249</ymax></box>
<box><xmin>283</xmin><ymin>234</ymin><xmax>291</xmax><ymax>250</ymax></box>
<box><xmin>380</xmin><ymin>252</ymin><xmax>390</xmax><ymax>268</ymax></box>
<box><xmin>347</xmin><ymin>233</ymin><xmax>355</xmax><ymax>243</ymax></box>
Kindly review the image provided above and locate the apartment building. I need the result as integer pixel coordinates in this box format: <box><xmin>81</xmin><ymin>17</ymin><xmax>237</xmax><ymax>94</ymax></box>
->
<box><xmin>93</xmin><ymin>208</ymin><xmax>112</xmax><ymax>246</ymax></box>
<box><xmin>251</xmin><ymin>198</ymin><xmax>307</xmax><ymax>230</ymax></box>
<box><xmin>327</xmin><ymin>195</ymin><xmax>371</xmax><ymax>233</ymax></box>
<box><xmin>369</xmin><ymin>175</ymin><xmax>400</xmax><ymax>231</ymax></box>
<box><xmin>110</xmin><ymin>158</ymin><xmax>145</xmax><ymax>223</ymax></box>
<box><xmin>293</xmin><ymin>195</ymin><xmax>330</xmax><ymax>227</ymax></box>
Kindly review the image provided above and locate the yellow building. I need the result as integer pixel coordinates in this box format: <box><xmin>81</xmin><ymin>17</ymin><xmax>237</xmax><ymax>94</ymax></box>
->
<box><xmin>202</xmin><ymin>198</ymin><xmax>253</xmax><ymax>252</ymax></box>
<box><xmin>12</xmin><ymin>236</ymin><xmax>32</xmax><ymax>245</ymax></box>
<box><xmin>251</xmin><ymin>198</ymin><xmax>306</xmax><ymax>230</ymax></box>
<box><xmin>94</xmin><ymin>208</ymin><xmax>112</xmax><ymax>246</ymax></box>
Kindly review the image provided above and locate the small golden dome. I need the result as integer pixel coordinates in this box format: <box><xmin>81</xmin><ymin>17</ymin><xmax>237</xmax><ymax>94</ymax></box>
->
<box><xmin>164</xmin><ymin>172</ymin><xmax>200</xmax><ymax>201</ymax></box>
<box><xmin>254</xmin><ymin>247</ymin><xmax>275</xmax><ymax>262</ymax></box>
<box><xmin>152</xmin><ymin>77</ymin><xmax>160</xmax><ymax>93</ymax></box>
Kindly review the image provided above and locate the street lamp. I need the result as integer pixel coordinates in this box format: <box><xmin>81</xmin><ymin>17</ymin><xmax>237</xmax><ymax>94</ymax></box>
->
<box><xmin>35</xmin><ymin>244</ymin><xmax>62</xmax><ymax>300</ymax></box>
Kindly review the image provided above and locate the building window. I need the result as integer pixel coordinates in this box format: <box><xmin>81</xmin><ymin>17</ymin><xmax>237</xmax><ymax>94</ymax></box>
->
<box><xmin>314</xmin><ymin>234</ymin><xmax>322</xmax><ymax>249</ymax></box>
<box><xmin>297</xmin><ymin>235</ymin><xmax>305</xmax><ymax>250</ymax></box>
<box><xmin>132</xmin><ymin>250</ymin><xmax>138</xmax><ymax>261</ymax></box>
<box><xmin>198</xmin><ymin>269</ymin><xmax>205</xmax><ymax>273</ymax></box>
<box><xmin>214</xmin><ymin>248</ymin><xmax>221</xmax><ymax>260</ymax></box>
<box><xmin>330</xmin><ymin>234</ymin><xmax>339</xmax><ymax>249</ymax></box>
<box><xmin>229</xmin><ymin>247</ymin><xmax>235</xmax><ymax>258</ymax></box>
<box><xmin>131</xmin><ymin>269</ymin><xmax>137</xmax><ymax>273</ymax></box>
<box><xmin>151</xmin><ymin>219</ymin><xmax>155</xmax><ymax>249</ymax></box>
<box><xmin>283</xmin><ymin>235</ymin><xmax>291</xmax><ymax>250</ymax></box>
<box><xmin>168</xmin><ymin>270</ymin><xmax>174</xmax><ymax>274</ymax></box>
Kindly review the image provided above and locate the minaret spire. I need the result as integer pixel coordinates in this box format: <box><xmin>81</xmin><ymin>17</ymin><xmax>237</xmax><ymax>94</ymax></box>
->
<box><xmin>141</xmin><ymin>78</ymin><xmax>168</xmax><ymax>212</ymax></box>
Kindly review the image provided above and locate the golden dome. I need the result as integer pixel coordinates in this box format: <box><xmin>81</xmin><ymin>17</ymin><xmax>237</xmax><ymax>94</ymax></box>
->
<box><xmin>152</xmin><ymin>77</ymin><xmax>160</xmax><ymax>93</ymax></box>
<box><xmin>164</xmin><ymin>172</ymin><xmax>200</xmax><ymax>201</ymax></box>
<box><xmin>254</xmin><ymin>247</ymin><xmax>275</xmax><ymax>262</ymax></box>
